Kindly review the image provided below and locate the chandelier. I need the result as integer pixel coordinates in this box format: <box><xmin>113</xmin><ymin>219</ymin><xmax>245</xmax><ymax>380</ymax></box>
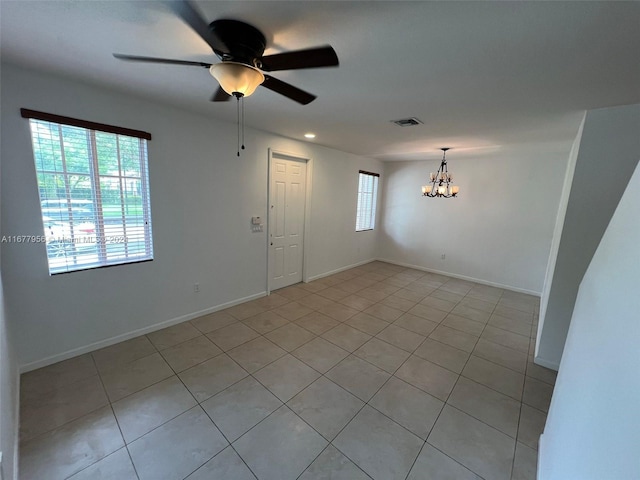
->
<box><xmin>422</xmin><ymin>148</ymin><xmax>460</xmax><ymax>198</ymax></box>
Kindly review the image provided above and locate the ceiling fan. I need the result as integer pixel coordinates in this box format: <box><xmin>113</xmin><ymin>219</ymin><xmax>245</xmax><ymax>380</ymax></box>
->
<box><xmin>113</xmin><ymin>1</ymin><xmax>339</xmax><ymax>105</ymax></box>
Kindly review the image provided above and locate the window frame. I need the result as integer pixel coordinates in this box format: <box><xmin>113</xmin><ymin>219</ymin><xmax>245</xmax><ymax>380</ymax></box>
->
<box><xmin>355</xmin><ymin>170</ymin><xmax>380</xmax><ymax>232</ymax></box>
<box><xmin>22</xmin><ymin>109</ymin><xmax>154</xmax><ymax>275</ymax></box>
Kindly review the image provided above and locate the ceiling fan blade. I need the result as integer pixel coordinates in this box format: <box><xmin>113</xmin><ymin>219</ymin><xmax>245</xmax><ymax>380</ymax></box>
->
<box><xmin>261</xmin><ymin>75</ymin><xmax>316</xmax><ymax>105</ymax></box>
<box><xmin>113</xmin><ymin>53</ymin><xmax>212</xmax><ymax>68</ymax></box>
<box><xmin>165</xmin><ymin>1</ymin><xmax>228</xmax><ymax>54</ymax></box>
<box><xmin>211</xmin><ymin>86</ymin><xmax>231</xmax><ymax>102</ymax></box>
<box><xmin>260</xmin><ymin>46</ymin><xmax>339</xmax><ymax>72</ymax></box>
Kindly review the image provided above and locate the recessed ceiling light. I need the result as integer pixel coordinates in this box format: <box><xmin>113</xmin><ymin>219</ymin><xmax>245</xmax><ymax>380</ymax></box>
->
<box><xmin>304</xmin><ymin>133</ymin><xmax>316</xmax><ymax>139</ymax></box>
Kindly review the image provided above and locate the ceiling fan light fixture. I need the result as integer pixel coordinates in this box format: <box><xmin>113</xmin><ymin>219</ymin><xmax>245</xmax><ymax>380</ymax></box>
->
<box><xmin>209</xmin><ymin>62</ymin><xmax>265</xmax><ymax>97</ymax></box>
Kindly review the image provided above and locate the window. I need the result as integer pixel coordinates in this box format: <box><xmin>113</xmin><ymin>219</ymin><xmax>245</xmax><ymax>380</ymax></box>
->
<box><xmin>356</xmin><ymin>170</ymin><xmax>379</xmax><ymax>231</ymax></box>
<box><xmin>22</xmin><ymin>109</ymin><xmax>154</xmax><ymax>274</ymax></box>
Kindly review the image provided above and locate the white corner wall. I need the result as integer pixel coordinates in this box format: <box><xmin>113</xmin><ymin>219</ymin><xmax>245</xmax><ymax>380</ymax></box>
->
<box><xmin>537</xmin><ymin>103</ymin><xmax>640</xmax><ymax>369</ymax></box>
<box><xmin>538</xmin><ymin>160</ymin><xmax>640</xmax><ymax>480</ymax></box>
<box><xmin>0</xmin><ymin>63</ymin><xmax>382</xmax><ymax>370</ymax></box>
<box><xmin>377</xmin><ymin>146</ymin><xmax>569</xmax><ymax>294</ymax></box>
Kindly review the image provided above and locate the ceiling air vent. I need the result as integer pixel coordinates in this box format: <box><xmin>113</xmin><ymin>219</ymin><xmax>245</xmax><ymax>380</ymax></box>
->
<box><xmin>391</xmin><ymin>117</ymin><xmax>423</xmax><ymax>127</ymax></box>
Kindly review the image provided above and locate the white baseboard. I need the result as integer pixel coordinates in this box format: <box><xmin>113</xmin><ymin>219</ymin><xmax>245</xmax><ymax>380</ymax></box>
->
<box><xmin>19</xmin><ymin>291</ymin><xmax>267</xmax><ymax>373</ymax></box>
<box><xmin>533</xmin><ymin>355</ymin><xmax>560</xmax><ymax>371</ymax></box>
<box><xmin>306</xmin><ymin>258</ymin><xmax>376</xmax><ymax>282</ymax></box>
<box><xmin>537</xmin><ymin>433</ymin><xmax>546</xmax><ymax>480</ymax></box>
<box><xmin>375</xmin><ymin>258</ymin><xmax>541</xmax><ymax>296</ymax></box>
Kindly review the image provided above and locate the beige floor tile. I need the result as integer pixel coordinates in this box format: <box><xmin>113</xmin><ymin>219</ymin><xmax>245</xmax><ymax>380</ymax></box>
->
<box><xmin>206</xmin><ymin>322</ymin><xmax>260</xmax><ymax>351</ymax></box>
<box><xmin>395</xmin><ymin>355</ymin><xmax>458</xmax><ymax>401</ymax></box>
<box><xmin>288</xmin><ymin>376</ymin><xmax>364</xmax><ymax>440</ymax></box>
<box><xmin>442</xmin><ymin>314</ymin><xmax>485</xmax><ymax>336</ymax></box>
<box><xmin>292</xmin><ymin>337</ymin><xmax>350</xmax><ymax>373</ymax></box>
<box><xmin>242</xmin><ymin>310</ymin><xmax>289</xmax><ymax>334</ymax></box>
<box><xmin>493</xmin><ymin>304</ymin><xmax>534</xmax><ymax>323</ymax></box>
<box><xmin>522</xmin><ymin>376</ymin><xmax>554</xmax><ymax>412</ymax></box>
<box><xmin>186</xmin><ymin>446</ymin><xmax>256</xmax><ymax>479</ymax></box>
<box><xmin>92</xmin><ymin>336</ymin><xmax>157</xmax><ymax>374</ymax></box>
<box><xmin>403</xmin><ymin>283</ymin><xmax>436</xmax><ymax>297</ymax></box>
<box><xmin>393</xmin><ymin>288</ymin><xmax>427</xmax><ymax>302</ymax></box>
<box><xmin>225</xmin><ymin>301</ymin><xmax>267</xmax><ymax>320</ymax></box>
<box><xmin>439</xmin><ymin>282</ymin><xmax>473</xmax><ymax>296</ymax></box>
<box><xmin>299</xmin><ymin>445</ymin><xmax>370</xmax><ymax>480</ymax></box>
<box><xmin>376</xmin><ymin>324</ymin><xmax>425</xmax><ymax>352</ymax></box>
<box><xmin>356</xmin><ymin>287</ymin><xmax>390</xmax><ymax>302</ymax></box>
<box><xmin>21</xmin><ymin>354</ymin><xmax>98</xmax><ymax>402</ymax></box>
<box><xmin>451</xmin><ymin>304</ymin><xmax>491</xmax><ymax>323</ymax></box>
<box><xmin>333</xmin><ymin>405</ymin><xmax>423</xmax><ymax>480</ymax></box>
<box><xmin>272</xmin><ymin>301</ymin><xmax>313</xmax><ymax>321</ymax></box>
<box><xmin>201</xmin><ymin>376</ymin><xmax>282</xmax><ymax>442</ymax></box>
<box><xmin>160</xmin><ymin>335</ymin><xmax>222</xmax><ymax>373</ymax></box>
<box><xmin>295</xmin><ymin>311</ymin><xmax>340</xmax><ymax>335</ymax></box>
<box><xmin>317</xmin><ymin>303</ymin><xmax>360</xmax><ymax>322</ymax></box>
<box><xmin>363</xmin><ymin>303</ymin><xmax>404</xmax><ymax>322</ymax></box>
<box><xmin>512</xmin><ymin>442</ymin><xmax>538</xmax><ymax>480</ymax></box>
<box><xmin>254</xmin><ymin>354</ymin><xmax>320</xmax><ymax>402</ymax></box>
<box><xmin>67</xmin><ymin>448</ymin><xmax>137</xmax><ymax>480</ymax></box>
<box><xmin>112</xmin><ymin>376</ymin><xmax>197</xmax><ymax>443</ymax></box>
<box><xmin>233</xmin><ymin>405</ymin><xmax>327</xmax><ymax>480</ymax></box>
<box><xmin>339</xmin><ymin>294</ymin><xmax>377</xmax><ymax>310</ymax></box>
<box><xmin>147</xmin><ymin>322</ymin><xmax>201</xmax><ymax>350</ymax></box>
<box><xmin>489</xmin><ymin>314</ymin><xmax>532</xmax><ymax>336</ymax></box>
<box><xmin>190</xmin><ymin>311</ymin><xmax>237</xmax><ymax>333</ymax></box>
<box><xmin>253</xmin><ymin>292</ymin><xmax>290</xmax><ymax>309</ymax></box>
<box><xmin>354</xmin><ymin>338</ymin><xmax>410</xmax><ymax>373</ymax></box>
<box><xmin>20</xmin><ymin>374</ymin><xmax>108</xmax><ymax>442</ymax></box>
<box><xmin>430</xmin><ymin>289</ymin><xmax>464</xmax><ymax>303</ymax></box>
<box><xmin>317</xmin><ymin>286</ymin><xmax>351</xmax><ymax>301</ymax></box>
<box><xmin>394</xmin><ymin>313</ymin><xmax>438</xmax><ymax>337</ymax></box>
<box><xmin>380</xmin><ymin>294</ymin><xmax>418</xmax><ymax>312</ymax></box>
<box><xmin>19</xmin><ymin>406</ymin><xmax>124</xmax><ymax>480</ymax></box>
<box><xmin>299</xmin><ymin>281</ymin><xmax>330</xmax><ymax>293</ymax></box>
<box><xmin>448</xmin><ymin>377</ymin><xmax>521</xmax><ymax>437</ymax></box>
<box><xmin>298</xmin><ymin>293</ymin><xmax>335</xmax><ymax>310</ymax></box>
<box><xmin>413</xmin><ymin>338</ymin><xmax>470</xmax><ymax>374</ymax></box>
<box><xmin>429</xmin><ymin>325</ymin><xmax>478</xmax><ymax>353</ymax></box>
<box><xmin>419</xmin><ymin>295</ymin><xmax>458</xmax><ymax>313</ymax></box>
<box><xmin>370</xmin><ymin>377</ymin><xmax>443</xmax><ymax>439</ymax></box>
<box><xmin>473</xmin><ymin>338</ymin><xmax>527</xmax><ymax>373</ymax></box>
<box><xmin>322</xmin><ymin>323</ymin><xmax>372</xmax><ymax>351</ymax></box>
<box><xmin>178</xmin><ymin>353</ymin><xmax>248</xmax><ymax>402</ymax></box>
<box><xmin>345</xmin><ymin>312</ymin><xmax>389</xmax><ymax>335</ymax></box>
<box><xmin>407</xmin><ymin>444</ymin><xmax>481</xmax><ymax>480</ymax></box>
<box><xmin>227</xmin><ymin>337</ymin><xmax>287</xmax><ymax>373</ymax></box>
<box><xmin>265</xmin><ymin>322</ymin><xmax>316</xmax><ymax>351</ymax></box>
<box><xmin>100</xmin><ymin>352</ymin><xmax>174</xmax><ymax>402</ymax></box>
<box><xmin>459</xmin><ymin>296</ymin><xmax>497</xmax><ymax>313</ymax></box>
<box><xmin>128</xmin><ymin>406</ymin><xmax>227</xmax><ymax>480</ymax></box>
<box><xmin>517</xmin><ymin>404</ymin><xmax>546</xmax><ymax>450</ymax></box>
<box><xmin>526</xmin><ymin>361</ymin><xmax>557</xmax><ymax>385</ymax></box>
<box><xmin>275</xmin><ymin>284</ymin><xmax>312</xmax><ymax>301</ymax></box>
<box><xmin>462</xmin><ymin>355</ymin><xmax>524</xmax><ymax>400</ymax></box>
<box><xmin>408</xmin><ymin>304</ymin><xmax>448</xmax><ymax>322</ymax></box>
<box><xmin>428</xmin><ymin>405</ymin><xmax>515</xmax><ymax>480</ymax></box>
<box><xmin>326</xmin><ymin>355</ymin><xmax>390</xmax><ymax>401</ymax></box>
<box><xmin>498</xmin><ymin>297</ymin><xmax>536</xmax><ymax>314</ymax></box>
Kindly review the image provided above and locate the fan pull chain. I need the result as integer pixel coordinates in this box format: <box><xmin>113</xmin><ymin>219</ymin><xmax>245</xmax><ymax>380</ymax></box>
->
<box><xmin>241</xmin><ymin>96</ymin><xmax>245</xmax><ymax>151</ymax></box>
<box><xmin>236</xmin><ymin>95</ymin><xmax>241</xmax><ymax>157</ymax></box>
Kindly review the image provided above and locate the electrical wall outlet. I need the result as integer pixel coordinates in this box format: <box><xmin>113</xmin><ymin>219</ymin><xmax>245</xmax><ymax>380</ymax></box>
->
<box><xmin>193</xmin><ymin>283</ymin><xmax>200</xmax><ymax>293</ymax></box>
<box><xmin>441</xmin><ymin>254</ymin><xmax>446</xmax><ymax>260</ymax></box>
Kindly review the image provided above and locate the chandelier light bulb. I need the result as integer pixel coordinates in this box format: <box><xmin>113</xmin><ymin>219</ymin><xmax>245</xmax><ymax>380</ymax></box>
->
<box><xmin>421</xmin><ymin>147</ymin><xmax>459</xmax><ymax>199</ymax></box>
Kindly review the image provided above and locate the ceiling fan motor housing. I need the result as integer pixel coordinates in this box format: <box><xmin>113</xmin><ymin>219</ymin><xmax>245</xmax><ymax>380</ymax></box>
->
<box><xmin>209</xmin><ymin>19</ymin><xmax>266</xmax><ymax>67</ymax></box>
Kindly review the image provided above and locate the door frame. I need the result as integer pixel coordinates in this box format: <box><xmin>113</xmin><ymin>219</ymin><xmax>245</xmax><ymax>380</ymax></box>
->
<box><xmin>266</xmin><ymin>148</ymin><xmax>313</xmax><ymax>295</ymax></box>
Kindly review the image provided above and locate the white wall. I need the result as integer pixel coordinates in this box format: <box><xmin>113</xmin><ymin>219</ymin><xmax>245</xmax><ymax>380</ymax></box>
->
<box><xmin>538</xmin><ymin>160</ymin><xmax>640</xmax><ymax>480</ymax></box>
<box><xmin>0</xmin><ymin>63</ymin><xmax>382</xmax><ymax>369</ymax></box>
<box><xmin>377</xmin><ymin>146</ymin><xmax>569</xmax><ymax>294</ymax></box>
<box><xmin>536</xmin><ymin>103</ymin><xmax>640</xmax><ymax>369</ymax></box>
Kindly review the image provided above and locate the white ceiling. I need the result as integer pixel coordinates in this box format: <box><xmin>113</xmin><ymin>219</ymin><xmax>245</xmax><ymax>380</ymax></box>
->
<box><xmin>1</xmin><ymin>1</ymin><xmax>639</xmax><ymax>161</ymax></box>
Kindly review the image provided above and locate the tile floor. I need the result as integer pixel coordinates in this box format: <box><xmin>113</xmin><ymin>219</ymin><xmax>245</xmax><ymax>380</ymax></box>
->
<box><xmin>18</xmin><ymin>261</ymin><xmax>556</xmax><ymax>480</ymax></box>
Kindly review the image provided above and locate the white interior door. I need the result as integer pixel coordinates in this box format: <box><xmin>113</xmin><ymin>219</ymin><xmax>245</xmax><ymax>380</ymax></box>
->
<box><xmin>269</xmin><ymin>153</ymin><xmax>307</xmax><ymax>291</ymax></box>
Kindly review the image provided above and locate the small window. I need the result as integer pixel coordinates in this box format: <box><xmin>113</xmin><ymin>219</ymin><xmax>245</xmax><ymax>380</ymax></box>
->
<box><xmin>22</xmin><ymin>109</ymin><xmax>154</xmax><ymax>274</ymax></box>
<box><xmin>356</xmin><ymin>170</ymin><xmax>379</xmax><ymax>231</ymax></box>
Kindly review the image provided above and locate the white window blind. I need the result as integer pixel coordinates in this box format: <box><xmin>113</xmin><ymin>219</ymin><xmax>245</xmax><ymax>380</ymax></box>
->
<box><xmin>22</xmin><ymin>109</ymin><xmax>154</xmax><ymax>274</ymax></box>
<box><xmin>356</xmin><ymin>170</ymin><xmax>379</xmax><ymax>231</ymax></box>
